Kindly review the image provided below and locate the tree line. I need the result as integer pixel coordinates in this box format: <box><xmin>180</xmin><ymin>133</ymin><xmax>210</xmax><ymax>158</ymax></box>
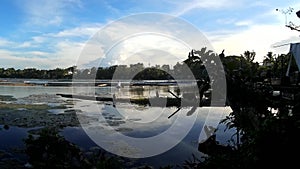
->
<box><xmin>0</xmin><ymin>49</ymin><xmax>298</xmax><ymax>83</ymax></box>
<box><xmin>0</xmin><ymin>62</ymin><xmax>204</xmax><ymax>80</ymax></box>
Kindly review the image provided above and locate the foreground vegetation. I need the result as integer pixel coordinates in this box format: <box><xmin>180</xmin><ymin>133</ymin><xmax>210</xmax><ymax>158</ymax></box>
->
<box><xmin>185</xmin><ymin>48</ymin><xmax>300</xmax><ymax>168</ymax></box>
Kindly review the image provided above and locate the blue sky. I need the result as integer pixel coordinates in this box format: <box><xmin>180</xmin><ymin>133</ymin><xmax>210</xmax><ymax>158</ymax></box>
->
<box><xmin>0</xmin><ymin>0</ymin><xmax>300</xmax><ymax>69</ymax></box>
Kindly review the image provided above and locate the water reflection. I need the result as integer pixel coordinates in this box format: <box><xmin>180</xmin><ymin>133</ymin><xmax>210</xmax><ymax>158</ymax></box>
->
<box><xmin>110</xmin><ymin>85</ymin><xmax>179</xmax><ymax>99</ymax></box>
<box><xmin>73</xmin><ymin>92</ymin><xmax>232</xmax><ymax>159</ymax></box>
<box><xmin>0</xmin><ymin>85</ymin><xmax>233</xmax><ymax>168</ymax></box>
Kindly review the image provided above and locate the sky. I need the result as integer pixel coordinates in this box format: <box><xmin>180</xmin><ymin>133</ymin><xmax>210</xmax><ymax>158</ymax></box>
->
<box><xmin>0</xmin><ymin>0</ymin><xmax>300</xmax><ymax>69</ymax></box>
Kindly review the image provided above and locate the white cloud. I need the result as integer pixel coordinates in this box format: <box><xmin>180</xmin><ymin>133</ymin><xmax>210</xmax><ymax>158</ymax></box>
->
<box><xmin>207</xmin><ymin>24</ymin><xmax>300</xmax><ymax>63</ymax></box>
<box><xmin>0</xmin><ymin>40</ymin><xmax>84</xmax><ymax>69</ymax></box>
<box><xmin>21</xmin><ymin>0</ymin><xmax>82</xmax><ymax>26</ymax></box>
<box><xmin>17</xmin><ymin>42</ymin><xmax>32</xmax><ymax>48</ymax></box>
<box><xmin>14</xmin><ymin>36</ymin><xmax>48</xmax><ymax>48</ymax></box>
<box><xmin>32</xmin><ymin>36</ymin><xmax>45</xmax><ymax>43</ymax></box>
<box><xmin>235</xmin><ymin>20</ymin><xmax>253</xmax><ymax>26</ymax></box>
<box><xmin>0</xmin><ymin>22</ymin><xmax>106</xmax><ymax>69</ymax></box>
<box><xmin>49</xmin><ymin>24</ymin><xmax>102</xmax><ymax>38</ymax></box>
<box><xmin>6</xmin><ymin>1</ymin><xmax>300</xmax><ymax>70</ymax></box>
<box><xmin>77</xmin><ymin>14</ymin><xmax>215</xmax><ymax>68</ymax></box>
<box><xmin>0</xmin><ymin>49</ymin><xmax>53</xmax><ymax>69</ymax></box>
<box><xmin>201</xmin><ymin>1</ymin><xmax>300</xmax><ymax>62</ymax></box>
<box><xmin>172</xmin><ymin>0</ymin><xmax>238</xmax><ymax>16</ymax></box>
<box><xmin>27</xmin><ymin>51</ymin><xmax>50</xmax><ymax>57</ymax></box>
<box><xmin>250</xmin><ymin>1</ymin><xmax>270</xmax><ymax>8</ymax></box>
<box><xmin>53</xmin><ymin>40</ymin><xmax>86</xmax><ymax>68</ymax></box>
<box><xmin>48</xmin><ymin>16</ymin><xmax>63</xmax><ymax>26</ymax></box>
<box><xmin>110</xmin><ymin>34</ymin><xmax>190</xmax><ymax>66</ymax></box>
<box><xmin>0</xmin><ymin>38</ymin><xmax>14</xmax><ymax>47</ymax></box>
<box><xmin>216</xmin><ymin>18</ymin><xmax>236</xmax><ymax>25</ymax></box>
<box><xmin>103</xmin><ymin>0</ymin><xmax>120</xmax><ymax>15</ymax></box>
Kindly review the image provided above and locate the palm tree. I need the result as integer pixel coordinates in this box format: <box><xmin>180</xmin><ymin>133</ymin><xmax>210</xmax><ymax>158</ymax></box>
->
<box><xmin>243</xmin><ymin>50</ymin><xmax>256</xmax><ymax>63</ymax></box>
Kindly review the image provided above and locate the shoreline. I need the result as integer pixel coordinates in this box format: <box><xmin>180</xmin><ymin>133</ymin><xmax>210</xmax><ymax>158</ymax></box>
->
<box><xmin>0</xmin><ymin>82</ymin><xmax>35</xmax><ymax>86</ymax></box>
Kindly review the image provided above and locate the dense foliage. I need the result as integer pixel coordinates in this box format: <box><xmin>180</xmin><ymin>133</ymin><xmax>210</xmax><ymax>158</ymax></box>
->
<box><xmin>192</xmin><ymin>49</ymin><xmax>300</xmax><ymax>168</ymax></box>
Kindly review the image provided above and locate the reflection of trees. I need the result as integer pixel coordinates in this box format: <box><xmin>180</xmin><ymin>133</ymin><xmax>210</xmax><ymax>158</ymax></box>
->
<box><xmin>24</xmin><ymin>127</ymin><xmax>123</xmax><ymax>169</ymax></box>
<box><xmin>25</xmin><ymin>128</ymin><xmax>82</xmax><ymax>169</ymax></box>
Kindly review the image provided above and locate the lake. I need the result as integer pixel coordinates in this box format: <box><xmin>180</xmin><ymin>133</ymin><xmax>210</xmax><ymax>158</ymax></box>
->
<box><xmin>0</xmin><ymin>84</ymin><xmax>234</xmax><ymax>168</ymax></box>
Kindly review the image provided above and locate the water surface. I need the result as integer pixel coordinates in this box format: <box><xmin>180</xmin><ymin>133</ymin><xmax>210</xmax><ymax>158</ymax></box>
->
<box><xmin>0</xmin><ymin>85</ymin><xmax>234</xmax><ymax>168</ymax></box>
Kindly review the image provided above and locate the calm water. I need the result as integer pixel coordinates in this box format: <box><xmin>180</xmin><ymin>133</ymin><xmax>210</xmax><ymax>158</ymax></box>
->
<box><xmin>0</xmin><ymin>85</ymin><xmax>234</xmax><ymax>168</ymax></box>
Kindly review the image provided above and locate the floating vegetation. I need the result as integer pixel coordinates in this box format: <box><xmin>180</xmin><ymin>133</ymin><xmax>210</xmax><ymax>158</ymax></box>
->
<box><xmin>64</xmin><ymin>109</ymin><xmax>82</xmax><ymax>114</ymax></box>
<box><xmin>0</xmin><ymin>102</ymin><xmax>96</xmax><ymax>128</ymax></box>
<box><xmin>0</xmin><ymin>102</ymin><xmax>50</xmax><ymax>110</ymax></box>
<box><xmin>0</xmin><ymin>95</ymin><xmax>17</xmax><ymax>102</ymax></box>
<box><xmin>115</xmin><ymin>127</ymin><xmax>133</xmax><ymax>132</ymax></box>
<box><xmin>127</xmin><ymin>118</ymin><xmax>142</xmax><ymax>122</ymax></box>
<box><xmin>105</xmin><ymin>120</ymin><xmax>126</xmax><ymax>127</ymax></box>
<box><xmin>17</xmin><ymin>94</ymin><xmax>64</xmax><ymax>104</ymax></box>
<box><xmin>0</xmin><ymin>93</ymin><xmax>98</xmax><ymax>129</ymax></box>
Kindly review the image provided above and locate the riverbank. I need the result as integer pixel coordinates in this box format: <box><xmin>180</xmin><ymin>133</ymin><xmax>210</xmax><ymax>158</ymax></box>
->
<box><xmin>0</xmin><ymin>78</ymin><xmax>194</xmax><ymax>87</ymax></box>
<box><xmin>0</xmin><ymin>82</ymin><xmax>34</xmax><ymax>86</ymax></box>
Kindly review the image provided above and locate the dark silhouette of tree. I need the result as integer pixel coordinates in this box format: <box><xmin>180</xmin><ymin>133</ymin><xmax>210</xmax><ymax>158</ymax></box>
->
<box><xmin>194</xmin><ymin>48</ymin><xmax>300</xmax><ymax>169</ymax></box>
<box><xmin>243</xmin><ymin>50</ymin><xmax>255</xmax><ymax>63</ymax></box>
<box><xmin>219</xmin><ymin>49</ymin><xmax>225</xmax><ymax>59</ymax></box>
